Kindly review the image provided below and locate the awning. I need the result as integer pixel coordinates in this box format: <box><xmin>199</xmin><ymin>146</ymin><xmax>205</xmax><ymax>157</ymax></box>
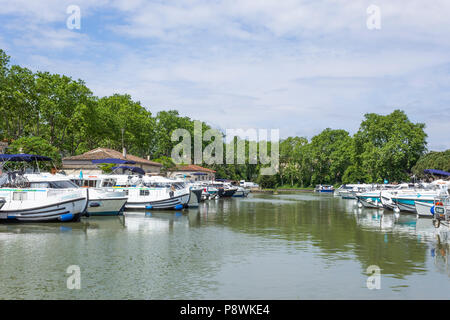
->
<box><xmin>112</xmin><ymin>166</ymin><xmax>145</xmax><ymax>175</ymax></box>
<box><xmin>424</xmin><ymin>169</ymin><xmax>450</xmax><ymax>176</ymax></box>
<box><xmin>92</xmin><ymin>158</ymin><xmax>136</xmax><ymax>164</ymax></box>
<box><xmin>0</xmin><ymin>154</ymin><xmax>52</xmax><ymax>162</ymax></box>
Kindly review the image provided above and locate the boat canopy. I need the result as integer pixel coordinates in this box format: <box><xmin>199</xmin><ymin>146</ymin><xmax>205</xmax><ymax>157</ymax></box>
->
<box><xmin>0</xmin><ymin>153</ymin><xmax>52</xmax><ymax>162</ymax></box>
<box><xmin>111</xmin><ymin>166</ymin><xmax>145</xmax><ymax>175</ymax></box>
<box><xmin>92</xmin><ymin>158</ymin><xmax>136</xmax><ymax>164</ymax></box>
<box><xmin>424</xmin><ymin>169</ymin><xmax>450</xmax><ymax>176</ymax></box>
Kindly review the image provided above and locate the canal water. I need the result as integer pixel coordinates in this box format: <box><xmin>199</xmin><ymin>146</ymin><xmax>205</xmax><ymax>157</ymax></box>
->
<box><xmin>0</xmin><ymin>193</ymin><xmax>449</xmax><ymax>299</ymax></box>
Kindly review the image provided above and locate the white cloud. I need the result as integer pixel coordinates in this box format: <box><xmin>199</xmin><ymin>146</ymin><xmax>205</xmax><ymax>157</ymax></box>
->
<box><xmin>1</xmin><ymin>0</ymin><xmax>450</xmax><ymax>150</ymax></box>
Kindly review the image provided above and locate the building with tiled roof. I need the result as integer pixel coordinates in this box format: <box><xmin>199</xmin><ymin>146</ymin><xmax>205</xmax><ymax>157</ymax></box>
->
<box><xmin>167</xmin><ymin>164</ymin><xmax>216</xmax><ymax>181</ymax></box>
<box><xmin>62</xmin><ymin>148</ymin><xmax>162</xmax><ymax>175</ymax></box>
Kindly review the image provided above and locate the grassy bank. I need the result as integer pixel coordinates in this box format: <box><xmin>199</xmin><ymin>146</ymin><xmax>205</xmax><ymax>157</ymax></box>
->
<box><xmin>254</xmin><ymin>186</ymin><xmax>315</xmax><ymax>193</ymax></box>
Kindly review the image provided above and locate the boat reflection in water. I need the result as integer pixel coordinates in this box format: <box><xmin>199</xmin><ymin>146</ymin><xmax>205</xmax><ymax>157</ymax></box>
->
<box><xmin>431</xmin><ymin>235</ymin><xmax>450</xmax><ymax>277</ymax></box>
<box><xmin>352</xmin><ymin>206</ymin><xmax>450</xmax><ymax>243</ymax></box>
<box><xmin>122</xmin><ymin>209</ymin><xmax>201</xmax><ymax>232</ymax></box>
<box><xmin>0</xmin><ymin>219</ymin><xmax>93</xmax><ymax>235</ymax></box>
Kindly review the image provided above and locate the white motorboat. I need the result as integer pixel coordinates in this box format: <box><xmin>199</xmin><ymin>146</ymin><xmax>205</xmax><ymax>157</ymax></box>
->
<box><xmin>232</xmin><ymin>186</ymin><xmax>250</xmax><ymax>197</ymax></box>
<box><xmin>27</xmin><ymin>173</ymin><xmax>128</xmax><ymax>216</ymax></box>
<box><xmin>0</xmin><ymin>174</ymin><xmax>88</xmax><ymax>222</ymax></box>
<box><xmin>0</xmin><ymin>154</ymin><xmax>88</xmax><ymax>222</ymax></box>
<box><xmin>210</xmin><ymin>181</ymin><xmax>238</xmax><ymax>197</ymax></box>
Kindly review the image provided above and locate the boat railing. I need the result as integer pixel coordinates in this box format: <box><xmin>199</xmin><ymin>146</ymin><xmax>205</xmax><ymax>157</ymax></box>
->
<box><xmin>0</xmin><ymin>172</ymin><xmax>30</xmax><ymax>188</ymax></box>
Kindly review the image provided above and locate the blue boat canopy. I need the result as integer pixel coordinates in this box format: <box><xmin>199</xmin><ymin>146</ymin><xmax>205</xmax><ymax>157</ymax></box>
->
<box><xmin>0</xmin><ymin>153</ymin><xmax>52</xmax><ymax>162</ymax></box>
<box><xmin>424</xmin><ymin>169</ymin><xmax>450</xmax><ymax>176</ymax></box>
<box><xmin>112</xmin><ymin>166</ymin><xmax>145</xmax><ymax>175</ymax></box>
<box><xmin>92</xmin><ymin>158</ymin><xmax>136</xmax><ymax>164</ymax></box>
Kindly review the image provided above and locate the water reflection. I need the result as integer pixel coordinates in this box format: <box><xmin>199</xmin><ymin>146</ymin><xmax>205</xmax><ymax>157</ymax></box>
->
<box><xmin>432</xmin><ymin>235</ymin><xmax>450</xmax><ymax>277</ymax></box>
<box><xmin>194</xmin><ymin>194</ymin><xmax>450</xmax><ymax>281</ymax></box>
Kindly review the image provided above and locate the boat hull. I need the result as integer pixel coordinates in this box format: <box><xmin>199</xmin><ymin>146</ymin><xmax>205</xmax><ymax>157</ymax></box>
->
<box><xmin>87</xmin><ymin>197</ymin><xmax>127</xmax><ymax>216</ymax></box>
<box><xmin>393</xmin><ymin>198</ymin><xmax>434</xmax><ymax>213</ymax></box>
<box><xmin>380</xmin><ymin>195</ymin><xmax>397</xmax><ymax>211</ymax></box>
<box><xmin>415</xmin><ymin>202</ymin><xmax>434</xmax><ymax>217</ymax></box>
<box><xmin>232</xmin><ymin>188</ymin><xmax>250</xmax><ymax>198</ymax></box>
<box><xmin>356</xmin><ymin>195</ymin><xmax>383</xmax><ymax>208</ymax></box>
<box><xmin>0</xmin><ymin>197</ymin><xmax>87</xmax><ymax>222</ymax></box>
<box><xmin>187</xmin><ymin>189</ymin><xmax>202</xmax><ymax>207</ymax></box>
<box><xmin>125</xmin><ymin>193</ymin><xmax>190</xmax><ymax>210</ymax></box>
<box><xmin>218</xmin><ymin>188</ymin><xmax>237</xmax><ymax>197</ymax></box>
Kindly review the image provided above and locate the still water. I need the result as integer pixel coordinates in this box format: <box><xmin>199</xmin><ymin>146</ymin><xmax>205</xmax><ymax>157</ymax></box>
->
<box><xmin>0</xmin><ymin>193</ymin><xmax>449</xmax><ymax>299</ymax></box>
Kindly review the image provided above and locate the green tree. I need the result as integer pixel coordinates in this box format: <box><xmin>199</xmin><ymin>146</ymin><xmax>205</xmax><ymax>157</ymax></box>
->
<box><xmin>412</xmin><ymin>150</ymin><xmax>450</xmax><ymax>178</ymax></box>
<box><xmin>7</xmin><ymin>136</ymin><xmax>61</xmax><ymax>170</ymax></box>
<box><xmin>354</xmin><ymin>110</ymin><xmax>427</xmax><ymax>183</ymax></box>
<box><xmin>307</xmin><ymin>129</ymin><xmax>353</xmax><ymax>186</ymax></box>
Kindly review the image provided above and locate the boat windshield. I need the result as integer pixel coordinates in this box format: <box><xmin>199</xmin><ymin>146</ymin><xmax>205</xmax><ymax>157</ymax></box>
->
<box><xmin>145</xmin><ymin>182</ymin><xmax>186</xmax><ymax>189</ymax></box>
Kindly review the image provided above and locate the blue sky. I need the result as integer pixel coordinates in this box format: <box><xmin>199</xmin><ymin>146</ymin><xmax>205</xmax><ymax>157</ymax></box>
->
<box><xmin>0</xmin><ymin>0</ymin><xmax>449</xmax><ymax>150</ymax></box>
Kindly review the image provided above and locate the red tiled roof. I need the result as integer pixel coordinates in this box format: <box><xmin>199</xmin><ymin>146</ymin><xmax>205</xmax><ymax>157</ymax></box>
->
<box><xmin>173</xmin><ymin>164</ymin><xmax>216</xmax><ymax>173</ymax></box>
<box><xmin>63</xmin><ymin>148</ymin><xmax>162</xmax><ymax>167</ymax></box>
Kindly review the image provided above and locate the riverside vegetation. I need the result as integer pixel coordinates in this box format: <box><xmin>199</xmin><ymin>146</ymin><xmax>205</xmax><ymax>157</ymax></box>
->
<box><xmin>0</xmin><ymin>49</ymin><xmax>449</xmax><ymax>188</ymax></box>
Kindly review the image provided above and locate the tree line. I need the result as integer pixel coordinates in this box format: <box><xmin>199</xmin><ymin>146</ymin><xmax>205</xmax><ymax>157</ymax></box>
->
<box><xmin>1</xmin><ymin>48</ymin><xmax>447</xmax><ymax>187</ymax></box>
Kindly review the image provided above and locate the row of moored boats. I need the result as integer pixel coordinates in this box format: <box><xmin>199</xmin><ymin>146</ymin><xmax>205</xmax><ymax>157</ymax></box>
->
<box><xmin>0</xmin><ymin>154</ymin><xmax>251</xmax><ymax>223</ymax></box>
<box><xmin>333</xmin><ymin>181</ymin><xmax>450</xmax><ymax>221</ymax></box>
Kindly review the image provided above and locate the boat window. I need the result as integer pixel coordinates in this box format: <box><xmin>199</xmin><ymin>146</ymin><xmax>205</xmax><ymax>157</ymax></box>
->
<box><xmin>101</xmin><ymin>179</ymin><xmax>116</xmax><ymax>187</ymax></box>
<box><xmin>29</xmin><ymin>182</ymin><xmax>50</xmax><ymax>188</ymax></box>
<box><xmin>71</xmin><ymin>179</ymin><xmax>83</xmax><ymax>187</ymax></box>
<box><xmin>83</xmin><ymin>180</ymin><xmax>97</xmax><ymax>188</ymax></box>
<box><xmin>13</xmin><ymin>192</ymin><xmax>27</xmax><ymax>201</ymax></box>
<box><xmin>49</xmin><ymin>181</ymin><xmax>79</xmax><ymax>189</ymax></box>
<box><xmin>140</xmin><ymin>190</ymin><xmax>149</xmax><ymax>196</ymax></box>
<box><xmin>54</xmin><ymin>181</ymin><xmax>75</xmax><ymax>189</ymax></box>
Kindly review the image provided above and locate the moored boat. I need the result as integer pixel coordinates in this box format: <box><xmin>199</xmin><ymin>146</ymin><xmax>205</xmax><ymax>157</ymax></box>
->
<box><xmin>232</xmin><ymin>186</ymin><xmax>250</xmax><ymax>198</ymax></box>
<box><xmin>356</xmin><ymin>191</ymin><xmax>383</xmax><ymax>208</ymax></box>
<box><xmin>29</xmin><ymin>173</ymin><xmax>128</xmax><ymax>216</ymax></box>
<box><xmin>0</xmin><ymin>154</ymin><xmax>88</xmax><ymax>222</ymax></box>
<box><xmin>0</xmin><ymin>186</ymin><xmax>88</xmax><ymax>222</ymax></box>
<box><xmin>314</xmin><ymin>185</ymin><xmax>335</xmax><ymax>193</ymax></box>
<box><xmin>415</xmin><ymin>201</ymin><xmax>435</xmax><ymax>217</ymax></box>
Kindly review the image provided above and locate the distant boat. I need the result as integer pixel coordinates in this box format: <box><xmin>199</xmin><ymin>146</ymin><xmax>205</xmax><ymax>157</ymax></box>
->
<box><xmin>337</xmin><ymin>184</ymin><xmax>372</xmax><ymax>199</ymax></box>
<box><xmin>232</xmin><ymin>186</ymin><xmax>250</xmax><ymax>198</ymax></box>
<box><xmin>210</xmin><ymin>181</ymin><xmax>238</xmax><ymax>197</ymax></box>
<box><xmin>314</xmin><ymin>185</ymin><xmax>334</xmax><ymax>193</ymax></box>
<box><xmin>356</xmin><ymin>191</ymin><xmax>383</xmax><ymax>208</ymax></box>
